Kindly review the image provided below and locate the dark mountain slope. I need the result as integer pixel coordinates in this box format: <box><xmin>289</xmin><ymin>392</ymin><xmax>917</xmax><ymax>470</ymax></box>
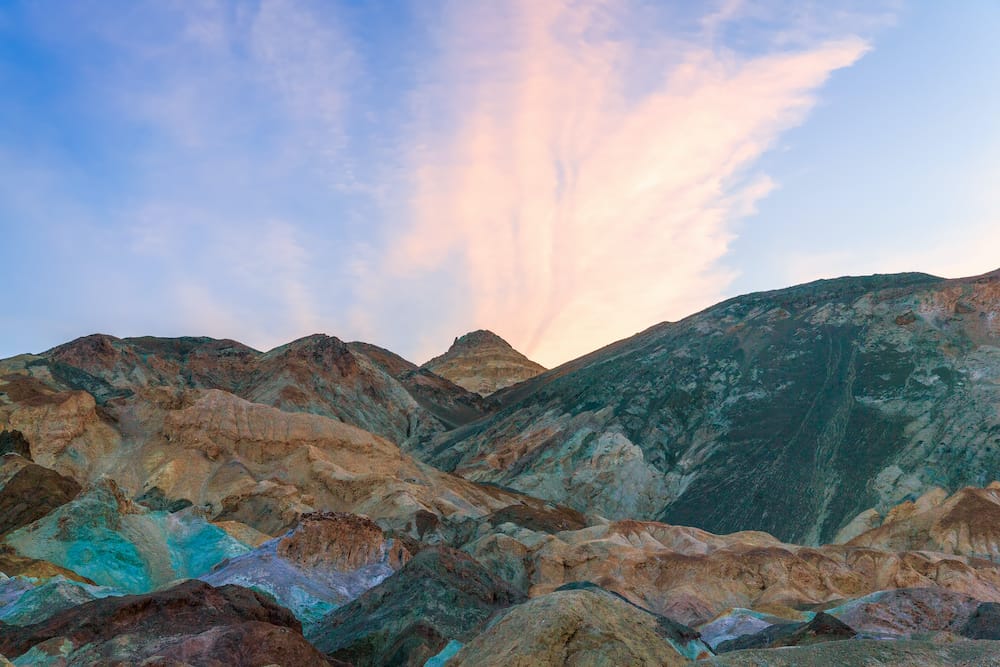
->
<box><xmin>424</xmin><ymin>270</ymin><xmax>1000</xmax><ymax>544</ymax></box>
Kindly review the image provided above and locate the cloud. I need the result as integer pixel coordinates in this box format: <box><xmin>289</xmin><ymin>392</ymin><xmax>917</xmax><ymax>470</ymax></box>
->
<box><xmin>377</xmin><ymin>0</ymin><xmax>872</xmax><ymax>367</ymax></box>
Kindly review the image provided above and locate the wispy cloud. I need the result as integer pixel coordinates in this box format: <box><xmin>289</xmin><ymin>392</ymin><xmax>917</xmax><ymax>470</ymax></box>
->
<box><xmin>374</xmin><ymin>0</ymin><xmax>872</xmax><ymax>366</ymax></box>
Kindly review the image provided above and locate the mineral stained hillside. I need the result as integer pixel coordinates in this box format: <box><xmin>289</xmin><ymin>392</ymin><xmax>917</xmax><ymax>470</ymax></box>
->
<box><xmin>1</xmin><ymin>268</ymin><xmax>1000</xmax><ymax>665</ymax></box>
<box><xmin>422</xmin><ymin>329</ymin><xmax>546</xmax><ymax>396</ymax></box>
<box><xmin>426</xmin><ymin>269</ymin><xmax>1000</xmax><ymax>544</ymax></box>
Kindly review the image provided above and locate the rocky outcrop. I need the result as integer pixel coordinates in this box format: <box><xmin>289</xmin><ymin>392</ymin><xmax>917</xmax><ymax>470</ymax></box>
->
<box><xmin>447</xmin><ymin>587</ymin><xmax>711</xmax><ymax>666</ymax></box>
<box><xmin>0</xmin><ymin>455</ymin><xmax>80</xmax><ymax>535</ymax></box>
<box><xmin>0</xmin><ymin>579</ymin><xmax>328</xmax><ymax>665</ymax></box>
<box><xmin>464</xmin><ymin>519</ymin><xmax>1000</xmax><ymax>627</ymax></box>
<box><xmin>309</xmin><ymin>547</ymin><xmax>526</xmax><ymax>666</ymax></box>
<box><xmin>0</xmin><ymin>430</ymin><xmax>30</xmax><ymax>459</ymax></box>
<box><xmin>847</xmin><ymin>483</ymin><xmax>1000</xmax><ymax>559</ymax></box>
<box><xmin>961</xmin><ymin>602</ymin><xmax>1000</xmax><ymax>640</ymax></box>
<box><xmin>4</xmin><ymin>478</ymin><xmax>249</xmax><ymax>592</ymax></box>
<box><xmin>423</xmin><ymin>330</ymin><xmax>546</xmax><ymax>396</ymax></box>
<box><xmin>277</xmin><ymin>511</ymin><xmax>410</xmax><ymax>572</ymax></box>
<box><xmin>826</xmin><ymin>586</ymin><xmax>984</xmax><ymax>637</ymax></box>
<box><xmin>0</xmin><ymin>575</ymin><xmax>119</xmax><ymax>626</ymax></box>
<box><xmin>203</xmin><ymin>512</ymin><xmax>411</xmax><ymax>627</ymax></box>
<box><xmin>350</xmin><ymin>341</ymin><xmax>495</xmax><ymax>428</ymax></box>
<box><xmin>428</xmin><ymin>269</ymin><xmax>1000</xmax><ymax>544</ymax></box>
<box><xmin>716</xmin><ymin>612</ymin><xmax>855</xmax><ymax>652</ymax></box>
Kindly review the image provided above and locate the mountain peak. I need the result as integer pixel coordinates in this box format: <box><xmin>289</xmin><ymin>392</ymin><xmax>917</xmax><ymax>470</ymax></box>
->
<box><xmin>423</xmin><ymin>330</ymin><xmax>545</xmax><ymax>396</ymax></box>
<box><xmin>449</xmin><ymin>329</ymin><xmax>513</xmax><ymax>351</ymax></box>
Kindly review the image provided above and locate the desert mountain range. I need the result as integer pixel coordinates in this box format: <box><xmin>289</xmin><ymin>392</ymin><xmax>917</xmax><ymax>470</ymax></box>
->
<box><xmin>1</xmin><ymin>268</ymin><xmax>1000</xmax><ymax>665</ymax></box>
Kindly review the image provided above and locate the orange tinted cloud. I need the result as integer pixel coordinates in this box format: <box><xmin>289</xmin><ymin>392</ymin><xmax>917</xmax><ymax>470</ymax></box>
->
<box><xmin>389</xmin><ymin>0</ymin><xmax>869</xmax><ymax>366</ymax></box>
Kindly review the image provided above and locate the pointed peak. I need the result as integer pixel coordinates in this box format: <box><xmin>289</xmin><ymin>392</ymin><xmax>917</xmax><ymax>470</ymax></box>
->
<box><xmin>423</xmin><ymin>330</ymin><xmax>545</xmax><ymax>396</ymax></box>
<box><xmin>449</xmin><ymin>330</ymin><xmax>513</xmax><ymax>352</ymax></box>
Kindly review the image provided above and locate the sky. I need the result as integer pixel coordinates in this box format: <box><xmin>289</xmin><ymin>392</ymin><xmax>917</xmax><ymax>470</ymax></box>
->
<box><xmin>1</xmin><ymin>0</ymin><xmax>998</xmax><ymax>367</ymax></box>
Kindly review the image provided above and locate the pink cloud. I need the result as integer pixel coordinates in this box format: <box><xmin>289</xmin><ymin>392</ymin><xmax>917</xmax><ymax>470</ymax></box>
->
<box><xmin>386</xmin><ymin>0</ymin><xmax>871</xmax><ymax>367</ymax></box>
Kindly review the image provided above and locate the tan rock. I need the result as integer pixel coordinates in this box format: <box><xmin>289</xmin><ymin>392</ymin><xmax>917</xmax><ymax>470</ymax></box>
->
<box><xmin>423</xmin><ymin>330</ymin><xmax>545</xmax><ymax>396</ymax></box>
<box><xmin>447</xmin><ymin>589</ymin><xmax>709</xmax><ymax>666</ymax></box>
<box><xmin>466</xmin><ymin>519</ymin><xmax>1000</xmax><ymax>627</ymax></box>
<box><xmin>276</xmin><ymin>511</ymin><xmax>410</xmax><ymax>572</ymax></box>
<box><xmin>849</xmin><ymin>484</ymin><xmax>1000</xmax><ymax>559</ymax></box>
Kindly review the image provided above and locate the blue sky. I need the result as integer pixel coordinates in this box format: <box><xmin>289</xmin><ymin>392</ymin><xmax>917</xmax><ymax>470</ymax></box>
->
<box><xmin>1</xmin><ymin>1</ymin><xmax>997</xmax><ymax>366</ymax></box>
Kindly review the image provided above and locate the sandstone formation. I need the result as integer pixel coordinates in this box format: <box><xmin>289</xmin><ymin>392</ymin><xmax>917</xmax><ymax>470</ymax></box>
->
<box><xmin>446</xmin><ymin>587</ymin><xmax>711</xmax><ymax>666</ymax></box>
<box><xmin>0</xmin><ymin>579</ymin><xmax>328</xmax><ymax>665</ymax></box>
<box><xmin>309</xmin><ymin>547</ymin><xmax>526</xmax><ymax>666</ymax></box>
<box><xmin>423</xmin><ymin>330</ymin><xmax>546</xmax><ymax>396</ymax></box>
<box><xmin>427</xmin><ymin>269</ymin><xmax>1000</xmax><ymax>544</ymax></box>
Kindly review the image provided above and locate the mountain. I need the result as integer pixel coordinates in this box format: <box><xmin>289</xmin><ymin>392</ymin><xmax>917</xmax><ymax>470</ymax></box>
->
<box><xmin>420</xmin><ymin>269</ymin><xmax>1000</xmax><ymax>544</ymax></box>
<box><xmin>3</xmin><ymin>332</ymin><xmax>486</xmax><ymax>451</ymax></box>
<box><xmin>422</xmin><ymin>330</ymin><xmax>546</xmax><ymax>396</ymax></box>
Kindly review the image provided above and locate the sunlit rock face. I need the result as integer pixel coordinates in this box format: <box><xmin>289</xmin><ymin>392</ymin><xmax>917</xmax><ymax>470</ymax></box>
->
<box><xmin>0</xmin><ymin>580</ymin><xmax>329</xmax><ymax>666</ymax></box>
<box><xmin>0</xmin><ymin>373</ymin><xmax>528</xmax><ymax>540</ymax></box>
<box><xmin>423</xmin><ymin>330</ymin><xmax>546</xmax><ymax>396</ymax></box>
<box><xmin>430</xmin><ymin>269</ymin><xmax>1000</xmax><ymax>544</ymax></box>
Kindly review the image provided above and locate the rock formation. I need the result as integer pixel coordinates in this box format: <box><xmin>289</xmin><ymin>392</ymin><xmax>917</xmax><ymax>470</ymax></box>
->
<box><xmin>446</xmin><ymin>587</ymin><xmax>711</xmax><ymax>666</ymax></box>
<box><xmin>309</xmin><ymin>547</ymin><xmax>526</xmax><ymax>666</ymax></box>
<box><xmin>0</xmin><ymin>579</ymin><xmax>328</xmax><ymax>665</ymax></box>
<box><xmin>423</xmin><ymin>330</ymin><xmax>546</xmax><ymax>396</ymax></box>
<box><xmin>203</xmin><ymin>511</ymin><xmax>410</xmax><ymax>627</ymax></box>
<box><xmin>462</xmin><ymin>517</ymin><xmax>1000</xmax><ymax>627</ymax></box>
<box><xmin>847</xmin><ymin>483</ymin><xmax>1000</xmax><ymax>558</ymax></box>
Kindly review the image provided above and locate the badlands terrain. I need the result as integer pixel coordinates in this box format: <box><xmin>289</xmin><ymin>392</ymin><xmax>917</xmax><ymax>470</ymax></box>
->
<box><xmin>1</xmin><ymin>268</ymin><xmax>1000</xmax><ymax>665</ymax></box>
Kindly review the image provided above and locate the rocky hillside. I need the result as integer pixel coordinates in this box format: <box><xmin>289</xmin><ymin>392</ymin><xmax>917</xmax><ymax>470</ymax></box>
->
<box><xmin>0</xmin><ymin>332</ymin><xmax>487</xmax><ymax>451</ymax></box>
<box><xmin>422</xmin><ymin>330</ymin><xmax>546</xmax><ymax>396</ymax></box>
<box><xmin>422</xmin><ymin>269</ymin><xmax>1000</xmax><ymax>544</ymax></box>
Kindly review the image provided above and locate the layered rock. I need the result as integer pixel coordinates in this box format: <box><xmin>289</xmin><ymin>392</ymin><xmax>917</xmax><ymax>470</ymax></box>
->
<box><xmin>0</xmin><ymin>579</ymin><xmax>328</xmax><ymax>665</ymax></box>
<box><xmin>847</xmin><ymin>483</ymin><xmax>1000</xmax><ymax>558</ymax></box>
<box><xmin>463</xmin><ymin>519</ymin><xmax>1000</xmax><ymax>626</ymax></box>
<box><xmin>309</xmin><ymin>547</ymin><xmax>526</xmax><ymax>666</ymax></box>
<box><xmin>447</xmin><ymin>587</ymin><xmax>711</xmax><ymax>666</ymax></box>
<box><xmin>423</xmin><ymin>330</ymin><xmax>546</xmax><ymax>396</ymax></box>
<box><xmin>0</xmin><ymin>380</ymin><xmax>528</xmax><ymax>540</ymax></box>
<box><xmin>427</xmin><ymin>269</ymin><xmax>1000</xmax><ymax>544</ymax></box>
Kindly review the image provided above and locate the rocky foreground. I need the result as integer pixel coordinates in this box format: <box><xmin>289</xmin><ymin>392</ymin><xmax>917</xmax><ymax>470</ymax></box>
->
<box><xmin>1</xmin><ymin>269</ymin><xmax>1000</xmax><ymax>665</ymax></box>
